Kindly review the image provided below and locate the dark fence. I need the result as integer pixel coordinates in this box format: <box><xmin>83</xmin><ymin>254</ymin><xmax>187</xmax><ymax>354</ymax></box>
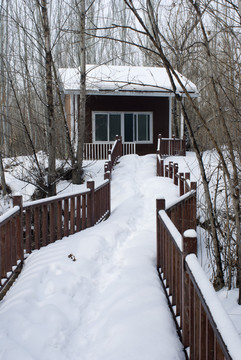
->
<box><xmin>0</xmin><ymin>136</ymin><xmax>123</xmax><ymax>294</ymax></box>
<box><xmin>156</xmin><ymin>159</ymin><xmax>241</xmax><ymax>359</ymax></box>
<box><xmin>157</xmin><ymin>154</ymin><xmax>194</xmax><ymax>197</ymax></box>
<box><xmin>0</xmin><ymin>139</ymin><xmax>125</xmax><ymax>294</ymax></box>
<box><xmin>0</xmin><ymin>179</ymin><xmax>110</xmax><ymax>293</ymax></box>
<box><xmin>157</xmin><ymin>134</ymin><xmax>186</xmax><ymax>157</ymax></box>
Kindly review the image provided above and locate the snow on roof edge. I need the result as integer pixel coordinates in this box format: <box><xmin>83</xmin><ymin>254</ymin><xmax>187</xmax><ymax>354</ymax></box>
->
<box><xmin>58</xmin><ymin>64</ymin><xmax>199</xmax><ymax>96</ymax></box>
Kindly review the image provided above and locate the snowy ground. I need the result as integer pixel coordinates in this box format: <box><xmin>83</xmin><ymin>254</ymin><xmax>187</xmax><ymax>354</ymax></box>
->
<box><xmin>0</xmin><ymin>154</ymin><xmax>185</xmax><ymax>360</ymax></box>
<box><xmin>0</xmin><ymin>153</ymin><xmax>240</xmax><ymax>360</ymax></box>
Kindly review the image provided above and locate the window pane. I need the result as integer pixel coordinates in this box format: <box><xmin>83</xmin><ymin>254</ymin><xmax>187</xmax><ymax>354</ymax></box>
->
<box><xmin>109</xmin><ymin>114</ymin><xmax>121</xmax><ymax>141</ymax></box>
<box><xmin>95</xmin><ymin>114</ymin><xmax>108</xmax><ymax>141</ymax></box>
<box><xmin>138</xmin><ymin>114</ymin><xmax>150</xmax><ymax>141</ymax></box>
<box><xmin>124</xmin><ymin>114</ymin><xmax>133</xmax><ymax>142</ymax></box>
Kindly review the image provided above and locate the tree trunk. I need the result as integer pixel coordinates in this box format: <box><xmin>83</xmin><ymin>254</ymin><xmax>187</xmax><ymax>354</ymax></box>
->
<box><xmin>72</xmin><ymin>0</ymin><xmax>86</xmax><ymax>184</ymax></box>
<box><xmin>39</xmin><ymin>0</ymin><xmax>56</xmax><ymax>196</ymax></box>
<box><xmin>0</xmin><ymin>152</ymin><xmax>7</xmax><ymax>195</ymax></box>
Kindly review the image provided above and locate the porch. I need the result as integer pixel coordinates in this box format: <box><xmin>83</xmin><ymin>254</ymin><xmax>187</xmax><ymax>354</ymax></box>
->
<box><xmin>83</xmin><ymin>134</ymin><xmax>186</xmax><ymax>160</ymax></box>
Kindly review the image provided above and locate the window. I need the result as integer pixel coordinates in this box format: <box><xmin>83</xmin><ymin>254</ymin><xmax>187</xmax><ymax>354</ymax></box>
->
<box><xmin>93</xmin><ymin>112</ymin><xmax>152</xmax><ymax>143</ymax></box>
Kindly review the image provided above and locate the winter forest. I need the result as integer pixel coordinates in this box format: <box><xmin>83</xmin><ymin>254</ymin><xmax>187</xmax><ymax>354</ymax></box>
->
<box><xmin>0</xmin><ymin>0</ymin><xmax>241</xmax><ymax>302</ymax></box>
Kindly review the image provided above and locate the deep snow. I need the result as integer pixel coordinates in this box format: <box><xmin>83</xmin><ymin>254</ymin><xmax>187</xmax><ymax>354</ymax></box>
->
<box><xmin>0</xmin><ymin>154</ymin><xmax>185</xmax><ymax>360</ymax></box>
<box><xmin>0</xmin><ymin>153</ymin><xmax>240</xmax><ymax>360</ymax></box>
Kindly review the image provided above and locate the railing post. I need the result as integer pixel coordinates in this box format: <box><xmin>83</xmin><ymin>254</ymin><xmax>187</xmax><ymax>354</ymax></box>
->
<box><xmin>174</xmin><ymin>163</ymin><xmax>178</xmax><ymax>185</ymax></box>
<box><xmin>185</xmin><ymin>172</ymin><xmax>190</xmax><ymax>193</ymax></box>
<box><xmin>179</xmin><ymin>173</ymin><xmax>184</xmax><ymax>196</ymax></box>
<box><xmin>169</xmin><ymin>161</ymin><xmax>173</xmax><ymax>179</ymax></box>
<box><xmin>104</xmin><ymin>161</ymin><xmax>110</xmax><ymax>180</ymax></box>
<box><xmin>87</xmin><ymin>181</ymin><xmax>95</xmax><ymax>227</ymax></box>
<box><xmin>157</xmin><ymin>134</ymin><xmax>162</xmax><ymax>155</ymax></box>
<box><xmin>116</xmin><ymin>135</ymin><xmax>123</xmax><ymax>157</ymax></box>
<box><xmin>12</xmin><ymin>195</ymin><xmax>24</xmax><ymax>262</ymax></box>
<box><xmin>190</xmin><ymin>182</ymin><xmax>197</xmax><ymax>230</ymax></box>
<box><xmin>182</xmin><ymin>230</ymin><xmax>197</xmax><ymax>349</ymax></box>
<box><xmin>156</xmin><ymin>198</ymin><xmax>166</xmax><ymax>270</ymax></box>
<box><xmin>165</xmin><ymin>164</ymin><xmax>169</xmax><ymax>177</ymax></box>
<box><xmin>160</xmin><ymin>159</ymin><xmax>164</xmax><ymax>177</ymax></box>
<box><xmin>108</xmin><ymin>149</ymin><xmax>112</xmax><ymax>163</ymax></box>
<box><xmin>156</xmin><ymin>155</ymin><xmax>160</xmax><ymax>176</ymax></box>
<box><xmin>191</xmin><ymin>182</ymin><xmax>196</xmax><ymax>191</ymax></box>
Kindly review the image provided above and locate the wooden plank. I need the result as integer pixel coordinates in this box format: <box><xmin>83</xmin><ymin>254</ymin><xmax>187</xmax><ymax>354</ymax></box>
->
<box><xmin>76</xmin><ymin>196</ymin><xmax>81</xmax><ymax>232</ymax></box>
<box><xmin>70</xmin><ymin>197</ymin><xmax>75</xmax><ymax>234</ymax></box>
<box><xmin>0</xmin><ymin>226</ymin><xmax>6</xmax><ymax>278</ymax></box>
<box><xmin>49</xmin><ymin>203</ymin><xmax>56</xmax><ymax>243</ymax></box>
<box><xmin>82</xmin><ymin>195</ymin><xmax>86</xmax><ymax>230</ymax></box>
<box><xmin>6</xmin><ymin>222</ymin><xmax>11</xmax><ymax>273</ymax></box>
<box><xmin>64</xmin><ymin>199</ymin><xmax>69</xmax><ymax>237</ymax></box>
<box><xmin>34</xmin><ymin>207</ymin><xmax>40</xmax><ymax>250</ymax></box>
<box><xmin>206</xmin><ymin>316</ymin><xmax>215</xmax><ymax>360</ymax></box>
<box><xmin>42</xmin><ymin>204</ymin><xmax>48</xmax><ymax>246</ymax></box>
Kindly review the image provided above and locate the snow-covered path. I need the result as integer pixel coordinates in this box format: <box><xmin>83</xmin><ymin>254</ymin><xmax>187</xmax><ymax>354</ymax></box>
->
<box><xmin>0</xmin><ymin>154</ymin><xmax>185</xmax><ymax>360</ymax></box>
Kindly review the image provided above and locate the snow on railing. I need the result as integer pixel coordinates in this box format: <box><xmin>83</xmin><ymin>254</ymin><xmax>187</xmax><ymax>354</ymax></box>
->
<box><xmin>157</xmin><ymin>155</ymin><xmax>195</xmax><ymax>197</ymax></box>
<box><xmin>157</xmin><ymin>134</ymin><xmax>186</xmax><ymax>157</ymax></box>
<box><xmin>104</xmin><ymin>135</ymin><xmax>123</xmax><ymax>180</ymax></box>
<box><xmin>186</xmin><ymin>254</ymin><xmax>241</xmax><ymax>360</ymax></box>
<box><xmin>0</xmin><ymin>135</ymin><xmax>124</xmax><ymax>296</ymax></box>
<box><xmin>156</xmin><ymin>166</ymin><xmax>241</xmax><ymax>358</ymax></box>
<box><xmin>0</xmin><ymin>177</ymin><xmax>111</xmax><ymax>295</ymax></box>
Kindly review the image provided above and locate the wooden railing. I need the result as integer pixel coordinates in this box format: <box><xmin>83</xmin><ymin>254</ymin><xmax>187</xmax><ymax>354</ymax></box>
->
<box><xmin>0</xmin><ymin>136</ymin><xmax>123</xmax><ymax>294</ymax></box>
<box><xmin>123</xmin><ymin>142</ymin><xmax>136</xmax><ymax>156</ymax></box>
<box><xmin>156</xmin><ymin>161</ymin><xmax>241</xmax><ymax>359</ymax></box>
<box><xmin>0</xmin><ymin>180</ymin><xmax>110</xmax><ymax>294</ymax></box>
<box><xmin>83</xmin><ymin>137</ymin><xmax>136</xmax><ymax>161</ymax></box>
<box><xmin>83</xmin><ymin>143</ymin><xmax>112</xmax><ymax>161</ymax></box>
<box><xmin>157</xmin><ymin>134</ymin><xmax>186</xmax><ymax>157</ymax></box>
<box><xmin>104</xmin><ymin>135</ymin><xmax>123</xmax><ymax>180</ymax></box>
<box><xmin>157</xmin><ymin>154</ymin><xmax>193</xmax><ymax>196</ymax></box>
<box><xmin>0</xmin><ymin>206</ymin><xmax>23</xmax><ymax>290</ymax></box>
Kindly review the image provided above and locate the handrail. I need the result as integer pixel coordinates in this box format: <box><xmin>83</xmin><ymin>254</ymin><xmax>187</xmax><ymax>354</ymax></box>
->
<box><xmin>157</xmin><ymin>154</ymin><xmax>195</xmax><ymax>196</ymax></box>
<box><xmin>156</xmin><ymin>181</ymin><xmax>241</xmax><ymax>359</ymax></box>
<box><xmin>104</xmin><ymin>135</ymin><xmax>123</xmax><ymax>180</ymax></box>
<box><xmin>0</xmin><ymin>137</ymin><xmax>123</xmax><ymax>295</ymax></box>
<box><xmin>185</xmin><ymin>254</ymin><xmax>241</xmax><ymax>360</ymax></box>
<box><xmin>0</xmin><ymin>177</ymin><xmax>111</xmax><ymax>293</ymax></box>
<box><xmin>83</xmin><ymin>138</ymin><xmax>135</xmax><ymax>161</ymax></box>
<box><xmin>157</xmin><ymin>134</ymin><xmax>186</xmax><ymax>157</ymax></box>
<box><xmin>83</xmin><ymin>143</ymin><xmax>112</xmax><ymax>160</ymax></box>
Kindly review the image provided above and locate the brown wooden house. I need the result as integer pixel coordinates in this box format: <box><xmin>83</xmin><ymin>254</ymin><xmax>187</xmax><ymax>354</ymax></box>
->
<box><xmin>58</xmin><ymin>65</ymin><xmax>198</xmax><ymax>155</ymax></box>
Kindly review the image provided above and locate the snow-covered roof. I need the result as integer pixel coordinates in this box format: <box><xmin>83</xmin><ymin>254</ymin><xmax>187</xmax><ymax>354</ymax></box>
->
<box><xmin>58</xmin><ymin>64</ymin><xmax>198</xmax><ymax>97</ymax></box>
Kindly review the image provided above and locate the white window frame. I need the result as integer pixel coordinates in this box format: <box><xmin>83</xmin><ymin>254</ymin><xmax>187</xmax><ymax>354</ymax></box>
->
<box><xmin>92</xmin><ymin>111</ymin><xmax>153</xmax><ymax>144</ymax></box>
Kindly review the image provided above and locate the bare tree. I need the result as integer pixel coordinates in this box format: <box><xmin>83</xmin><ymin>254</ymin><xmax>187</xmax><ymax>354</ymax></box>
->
<box><xmin>72</xmin><ymin>0</ymin><xmax>86</xmax><ymax>184</ymax></box>
<box><xmin>115</xmin><ymin>0</ymin><xmax>241</xmax><ymax>296</ymax></box>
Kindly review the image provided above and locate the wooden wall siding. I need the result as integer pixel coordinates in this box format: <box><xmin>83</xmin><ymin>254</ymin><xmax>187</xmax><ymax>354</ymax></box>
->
<box><xmin>86</xmin><ymin>95</ymin><xmax>169</xmax><ymax>155</ymax></box>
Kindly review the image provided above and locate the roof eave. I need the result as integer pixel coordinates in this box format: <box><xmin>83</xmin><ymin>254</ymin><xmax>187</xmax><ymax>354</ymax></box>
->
<box><xmin>62</xmin><ymin>89</ymin><xmax>199</xmax><ymax>98</ymax></box>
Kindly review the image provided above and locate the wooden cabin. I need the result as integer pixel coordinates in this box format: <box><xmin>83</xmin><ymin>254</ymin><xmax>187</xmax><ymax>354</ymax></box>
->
<box><xmin>58</xmin><ymin>65</ymin><xmax>198</xmax><ymax>156</ymax></box>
